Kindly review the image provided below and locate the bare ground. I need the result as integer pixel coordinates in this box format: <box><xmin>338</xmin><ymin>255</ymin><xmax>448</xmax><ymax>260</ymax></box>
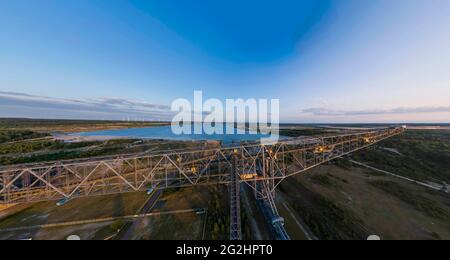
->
<box><xmin>280</xmin><ymin>163</ymin><xmax>450</xmax><ymax>240</ymax></box>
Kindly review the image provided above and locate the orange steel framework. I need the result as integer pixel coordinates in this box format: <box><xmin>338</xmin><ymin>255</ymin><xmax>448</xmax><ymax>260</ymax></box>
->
<box><xmin>0</xmin><ymin>126</ymin><xmax>405</xmax><ymax>239</ymax></box>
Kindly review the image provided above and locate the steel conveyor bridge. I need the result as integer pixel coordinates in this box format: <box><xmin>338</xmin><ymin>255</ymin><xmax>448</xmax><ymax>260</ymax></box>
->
<box><xmin>0</xmin><ymin>126</ymin><xmax>405</xmax><ymax>240</ymax></box>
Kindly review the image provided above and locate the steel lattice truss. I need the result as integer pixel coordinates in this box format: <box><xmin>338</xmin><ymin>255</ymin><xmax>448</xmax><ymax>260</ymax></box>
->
<box><xmin>0</xmin><ymin>127</ymin><xmax>404</xmax><ymax>205</ymax></box>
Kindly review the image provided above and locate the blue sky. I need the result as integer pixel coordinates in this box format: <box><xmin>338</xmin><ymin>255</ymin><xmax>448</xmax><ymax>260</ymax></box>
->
<box><xmin>1</xmin><ymin>0</ymin><xmax>449</xmax><ymax>123</ymax></box>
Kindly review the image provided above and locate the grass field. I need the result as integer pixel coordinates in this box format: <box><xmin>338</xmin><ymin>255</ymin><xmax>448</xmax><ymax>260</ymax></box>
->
<box><xmin>280</xmin><ymin>129</ymin><xmax>450</xmax><ymax>240</ymax></box>
<box><xmin>0</xmin><ymin>118</ymin><xmax>169</xmax><ymax>133</ymax></box>
<box><xmin>279</xmin><ymin>128</ymin><xmax>338</xmax><ymax>137</ymax></box>
<box><xmin>0</xmin><ymin>192</ymin><xmax>150</xmax><ymax>240</ymax></box>
<box><xmin>280</xmin><ymin>163</ymin><xmax>450</xmax><ymax>240</ymax></box>
<box><xmin>0</xmin><ymin>185</ymin><xmax>256</xmax><ymax>240</ymax></box>
<box><xmin>350</xmin><ymin>129</ymin><xmax>450</xmax><ymax>183</ymax></box>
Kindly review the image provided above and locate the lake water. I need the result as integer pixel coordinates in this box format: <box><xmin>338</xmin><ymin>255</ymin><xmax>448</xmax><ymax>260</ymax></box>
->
<box><xmin>75</xmin><ymin>123</ymin><xmax>280</xmax><ymax>144</ymax></box>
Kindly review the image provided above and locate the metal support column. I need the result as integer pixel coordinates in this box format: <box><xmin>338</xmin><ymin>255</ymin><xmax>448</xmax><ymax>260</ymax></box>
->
<box><xmin>230</xmin><ymin>152</ymin><xmax>242</xmax><ymax>240</ymax></box>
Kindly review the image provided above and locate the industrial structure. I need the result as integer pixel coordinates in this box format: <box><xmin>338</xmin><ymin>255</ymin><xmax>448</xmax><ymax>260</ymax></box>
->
<box><xmin>0</xmin><ymin>127</ymin><xmax>405</xmax><ymax>240</ymax></box>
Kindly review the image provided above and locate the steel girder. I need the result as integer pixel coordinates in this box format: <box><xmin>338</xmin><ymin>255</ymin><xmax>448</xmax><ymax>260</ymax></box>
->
<box><xmin>0</xmin><ymin>127</ymin><xmax>404</xmax><ymax>204</ymax></box>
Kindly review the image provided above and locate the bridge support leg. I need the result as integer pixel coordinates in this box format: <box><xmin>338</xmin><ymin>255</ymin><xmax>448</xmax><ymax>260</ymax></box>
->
<box><xmin>230</xmin><ymin>154</ymin><xmax>242</xmax><ymax>240</ymax></box>
<box><xmin>255</xmin><ymin>152</ymin><xmax>290</xmax><ymax>240</ymax></box>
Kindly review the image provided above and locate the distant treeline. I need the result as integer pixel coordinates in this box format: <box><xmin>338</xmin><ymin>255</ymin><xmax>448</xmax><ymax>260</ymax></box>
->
<box><xmin>0</xmin><ymin>118</ymin><xmax>169</xmax><ymax>130</ymax></box>
<box><xmin>0</xmin><ymin>130</ymin><xmax>49</xmax><ymax>144</ymax></box>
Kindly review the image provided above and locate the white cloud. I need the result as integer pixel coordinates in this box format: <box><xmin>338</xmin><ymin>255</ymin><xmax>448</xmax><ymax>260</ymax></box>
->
<box><xmin>301</xmin><ymin>106</ymin><xmax>450</xmax><ymax>116</ymax></box>
<box><xmin>0</xmin><ymin>91</ymin><xmax>173</xmax><ymax>121</ymax></box>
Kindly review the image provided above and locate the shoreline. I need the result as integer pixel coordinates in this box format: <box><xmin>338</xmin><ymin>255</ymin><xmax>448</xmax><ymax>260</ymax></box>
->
<box><xmin>52</xmin><ymin>133</ymin><xmax>133</xmax><ymax>142</ymax></box>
